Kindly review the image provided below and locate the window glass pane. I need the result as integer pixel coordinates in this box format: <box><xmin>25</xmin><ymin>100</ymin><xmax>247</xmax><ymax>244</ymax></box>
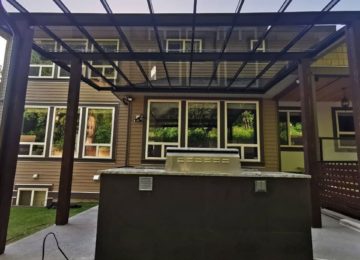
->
<box><xmin>84</xmin><ymin>108</ymin><xmax>114</xmax><ymax>158</ymax></box>
<box><xmin>338</xmin><ymin>112</ymin><xmax>354</xmax><ymax>132</ymax></box>
<box><xmin>289</xmin><ymin>112</ymin><xmax>302</xmax><ymax>145</ymax></box>
<box><xmin>33</xmin><ymin>191</ymin><xmax>46</xmax><ymax>207</ymax></box>
<box><xmin>93</xmin><ymin>40</ymin><xmax>118</xmax><ymax>66</ymax></box>
<box><xmin>51</xmin><ymin>108</ymin><xmax>81</xmax><ymax>157</ymax></box>
<box><xmin>167</xmin><ymin>41</ymin><xmax>182</xmax><ymax>52</ymax></box>
<box><xmin>18</xmin><ymin>190</ymin><xmax>32</xmax><ymax>206</ymax></box>
<box><xmin>147</xmin><ymin>144</ymin><xmax>162</xmax><ymax>158</ymax></box>
<box><xmin>19</xmin><ymin>144</ymin><xmax>31</xmax><ymax>155</ymax></box>
<box><xmin>32</xmin><ymin>145</ymin><xmax>44</xmax><ymax>156</ymax></box>
<box><xmin>227</xmin><ymin>103</ymin><xmax>257</xmax><ymax>144</ymax></box>
<box><xmin>244</xmin><ymin>147</ymin><xmax>258</xmax><ymax>160</ymax></box>
<box><xmin>187</xmin><ymin>102</ymin><xmax>218</xmax><ymax>148</ymax></box>
<box><xmin>184</xmin><ymin>40</ymin><xmax>201</xmax><ymax>52</ymax></box>
<box><xmin>20</xmin><ymin>107</ymin><xmax>48</xmax><ymax>143</ymax></box>
<box><xmin>148</xmin><ymin>102</ymin><xmax>179</xmax><ymax>142</ymax></box>
<box><xmin>29</xmin><ymin>67</ymin><xmax>40</xmax><ymax>77</ymax></box>
<box><xmin>279</xmin><ymin>112</ymin><xmax>288</xmax><ymax>146</ymax></box>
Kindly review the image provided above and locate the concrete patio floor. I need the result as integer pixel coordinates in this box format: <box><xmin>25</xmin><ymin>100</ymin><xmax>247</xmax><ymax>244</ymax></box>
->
<box><xmin>0</xmin><ymin>206</ymin><xmax>359</xmax><ymax>260</ymax></box>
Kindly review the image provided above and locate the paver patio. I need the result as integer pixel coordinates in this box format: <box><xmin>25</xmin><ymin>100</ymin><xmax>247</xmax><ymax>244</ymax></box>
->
<box><xmin>0</xmin><ymin>206</ymin><xmax>359</xmax><ymax>260</ymax></box>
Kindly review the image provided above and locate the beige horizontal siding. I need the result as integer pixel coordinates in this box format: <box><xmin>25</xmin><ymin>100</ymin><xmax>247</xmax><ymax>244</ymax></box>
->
<box><xmin>262</xmin><ymin>99</ymin><xmax>280</xmax><ymax>171</ymax></box>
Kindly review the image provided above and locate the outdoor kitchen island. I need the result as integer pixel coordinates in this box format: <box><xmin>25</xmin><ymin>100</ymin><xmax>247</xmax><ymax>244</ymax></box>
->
<box><xmin>95</xmin><ymin>149</ymin><xmax>313</xmax><ymax>260</ymax></box>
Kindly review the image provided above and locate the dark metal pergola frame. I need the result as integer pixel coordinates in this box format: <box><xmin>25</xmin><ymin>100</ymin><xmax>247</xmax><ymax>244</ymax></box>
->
<box><xmin>1</xmin><ymin>0</ymin><xmax>360</xmax><ymax>256</ymax></box>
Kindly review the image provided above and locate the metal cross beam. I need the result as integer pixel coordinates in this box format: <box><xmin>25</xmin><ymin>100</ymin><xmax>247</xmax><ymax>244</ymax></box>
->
<box><xmin>44</xmin><ymin>51</ymin><xmax>312</xmax><ymax>62</ymax></box>
<box><xmin>146</xmin><ymin>0</ymin><xmax>171</xmax><ymax>87</ymax></box>
<box><xmin>3</xmin><ymin>12</ymin><xmax>360</xmax><ymax>27</ymax></box>
<box><xmin>207</xmin><ymin>0</ymin><xmax>245</xmax><ymax>88</ymax></box>
<box><xmin>188</xmin><ymin>0</ymin><xmax>197</xmax><ymax>87</ymax></box>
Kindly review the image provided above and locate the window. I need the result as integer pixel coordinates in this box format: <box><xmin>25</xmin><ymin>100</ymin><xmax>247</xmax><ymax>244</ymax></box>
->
<box><xmin>29</xmin><ymin>39</ymin><xmax>56</xmax><ymax>78</ymax></box>
<box><xmin>19</xmin><ymin>107</ymin><xmax>50</xmax><ymax>157</ymax></box>
<box><xmin>250</xmin><ymin>39</ymin><xmax>266</xmax><ymax>52</ymax></box>
<box><xmin>334</xmin><ymin>110</ymin><xmax>355</xmax><ymax>148</ymax></box>
<box><xmin>49</xmin><ymin>107</ymin><xmax>82</xmax><ymax>158</ymax></box>
<box><xmin>146</xmin><ymin>100</ymin><xmax>181</xmax><ymax>159</ymax></box>
<box><xmin>83</xmin><ymin>107</ymin><xmax>115</xmax><ymax>159</ymax></box>
<box><xmin>166</xmin><ymin>39</ymin><xmax>202</xmax><ymax>53</ymax></box>
<box><xmin>225</xmin><ymin>102</ymin><xmax>260</xmax><ymax>161</ymax></box>
<box><xmin>186</xmin><ymin>101</ymin><xmax>220</xmax><ymax>148</ymax></box>
<box><xmin>58</xmin><ymin>39</ymin><xmax>88</xmax><ymax>78</ymax></box>
<box><xmin>16</xmin><ymin>188</ymin><xmax>48</xmax><ymax>207</ymax></box>
<box><xmin>279</xmin><ymin>110</ymin><xmax>303</xmax><ymax>147</ymax></box>
<box><xmin>90</xmin><ymin>40</ymin><xmax>119</xmax><ymax>80</ymax></box>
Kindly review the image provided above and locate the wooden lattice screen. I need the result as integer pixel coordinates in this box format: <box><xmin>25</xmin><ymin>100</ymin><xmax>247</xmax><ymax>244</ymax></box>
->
<box><xmin>318</xmin><ymin>161</ymin><xmax>360</xmax><ymax>218</ymax></box>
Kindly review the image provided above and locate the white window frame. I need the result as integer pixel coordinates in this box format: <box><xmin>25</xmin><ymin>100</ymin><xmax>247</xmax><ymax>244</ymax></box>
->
<box><xmin>89</xmin><ymin>39</ymin><xmax>119</xmax><ymax>81</ymax></box>
<box><xmin>49</xmin><ymin>106</ymin><xmax>83</xmax><ymax>158</ymax></box>
<box><xmin>19</xmin><ymin>106</ymin><xmax>50</xmax><ymax>158</ymax></box>
<box><xmin>166</xmin><ymin>39</ymin><xmax>203</xmax><ymax>53</ymax></box>
<box><xmin>57</xmin><ymin>39</ymin><xmax>88</xmax><ymax>79</ymax></box>
<box><xmin>185</xmin><ymin>100</ymin><xmax>221</xmax><ymax>148</ymax></box>
<box><xmin>225</xmin><ymin>101</ymin><xmax>261</xmax><ymax>162</ymax></box>
<box><xmin>250</xmin><ymin>39</ymin><xmax>266</xmax><ymax>52</ymax></box>
<box><xmin>16</xmin><ymin>188</ymin><xmax>48</xmax><ymax>207</ymax></box>
<box><xmin>335</xmin><ymin>110</ymin><xmax>355</xmax><ymax>148</ymax></box>
<box><xmin>279</xmin><ymin>109</ymin><xmax>303</xmax><ymax>148</ymax></box>
<box><xmin>29</xmin><ymin>39</ymin><xmax>56</xmax><ymax>79</ymax></box>
<box><xmin>145</xmin><ymin>100</ymin><xmax>182</xmax><ymax>160</ymax></box>
<box><xmin>82</xmin><ymin>106</ymin><xmax>115</xmax><ymax>159</ymax></box>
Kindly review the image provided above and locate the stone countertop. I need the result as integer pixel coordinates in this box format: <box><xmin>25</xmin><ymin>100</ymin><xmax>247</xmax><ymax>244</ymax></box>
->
<box><xmin>98</xmin><ymin>167</ymin><xmax>311</xmax><ymax>179</ymax></box>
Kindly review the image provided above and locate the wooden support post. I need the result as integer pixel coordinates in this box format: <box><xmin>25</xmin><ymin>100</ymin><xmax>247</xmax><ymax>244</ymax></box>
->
<box><xmin>299</xmin><ymin>59</ymin><xmax>322</xmax><ymax>228</ymax></box>
<box><xmin>346</xmin><ymin>20</ymin><xmax>360</xmax><ymax>171</ymax></box>
<box><xmin>56</xmin><ymin>59</ymin><xmax>82</xmax><ymax>225</ymax></box>
<box><xmin>0</xmin><ymin>23</ymin><xmax>34</xmax><ymax>254</ymax></box>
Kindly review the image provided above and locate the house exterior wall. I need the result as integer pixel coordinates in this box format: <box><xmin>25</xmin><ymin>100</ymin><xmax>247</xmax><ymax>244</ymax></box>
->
<box><xmin>0</xmin><ymin>25</ymin><xmax>341</xmax><ymax>203</ymax></box>
<box><xmin>279</xmin><ymin>101</ymin><xmax>357</xmax><ymax>172</ymax></box>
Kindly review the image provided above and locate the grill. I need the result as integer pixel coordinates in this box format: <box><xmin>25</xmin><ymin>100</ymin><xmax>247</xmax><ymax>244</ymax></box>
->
<box><xmin>165</xmin><ymin>148</ymin><xmax>241</xmax><ymax>174</ymax></box>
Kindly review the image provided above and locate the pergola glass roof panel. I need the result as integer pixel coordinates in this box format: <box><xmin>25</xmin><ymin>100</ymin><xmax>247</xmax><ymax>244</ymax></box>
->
<box><xmin>1</xmin><ymin>0</ymin><xmax>358</xmax><ymax>93</ymax></box>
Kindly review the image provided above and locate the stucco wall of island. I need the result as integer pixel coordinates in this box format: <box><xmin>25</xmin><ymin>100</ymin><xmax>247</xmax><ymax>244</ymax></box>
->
<box><xmin>95</xmin><ymin>168</ymin><xmax>313</xmax><ymax>260</ymax></box>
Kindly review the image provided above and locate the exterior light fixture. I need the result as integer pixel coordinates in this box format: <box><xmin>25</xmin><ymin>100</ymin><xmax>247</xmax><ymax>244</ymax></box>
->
<box><xmin>32</xmin><ymin>173</ymin><xmax>39</xmax><ymax>179</ymax></box>
<box><xmin>341</xmin><ymin>87</ymin><xmax>350</xmax><ymax>109</ymax></box>
<box><xmin>134</xmin><ymin>114</ymin><xmax>145</xmax><ymax>123</ymax></box>
<box><xmin>121</xmin><ymin>96</ymin><xmax>133</xmax><ymax>105</ymax></box>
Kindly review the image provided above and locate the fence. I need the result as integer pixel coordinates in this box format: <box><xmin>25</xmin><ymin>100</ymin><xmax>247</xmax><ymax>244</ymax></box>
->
<box><xmin>318</xmin><ymin>161</ymin><xmax>360</xmax><ymax>218</ymax></box>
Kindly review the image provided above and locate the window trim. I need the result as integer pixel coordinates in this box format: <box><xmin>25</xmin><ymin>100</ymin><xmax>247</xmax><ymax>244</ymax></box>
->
<box><xmin>16</xmin><ymin>188</ymin><xmax>48</xmax><ymax>207</ymax></box>
<box><xmin>224</xmin><ymin>101</ymin><xmax>261</xmax><ymax>162</ymax></box>
<box><xmin>89</xmin><ymin>39</ymin><xmax>120</xmax><ymax>81</ymax></box>
<box><xmin>145</xmin><ymin>99</ymin><xmax>182</xmax><ymax>160</ymax></box>
<box><xmin>29</xmin><ymin>39</ymin><xmax>56</xmax><ymax>79</ymax></box>
<box><xmin>19</xmin><ymin>105</ymin><xmax>50</xmax><ymax>158</ymax></box>
<box><xmin>333</xmin><ymin>108</ymin><xmax>355</xmax><ymax>150</ymax></box>
<box><xmin>279</xmin><ymin>109</ymin><xmax>303</xmax><ymax>149</ymax></box>
<box><xmin>49</xmin><ymin>106</ymin><xmax>83</xmax><ymax>158</ymax></box>
<box><xmin>57</xmin><ymin>39</ymin><xmax>88</xmax><ymax>79</ymax></box>
<box><xmin>185</xmin><ymin>100</ymin><xmax>221</xmax><ymax>148</ymax></box>
<box><xmin>82</xmin><ymin>106</ymin><xmax>116</xmax><ymax>160</ymax></box>
<box><xmin>166</xmin><ymin>39</ymin><xmax>203</xmax><ymax>53</ymax></box>
<box><xmin>250</xmin><ymin>39</ymin><xmax>266</xmax><ymax>52</ymax></box>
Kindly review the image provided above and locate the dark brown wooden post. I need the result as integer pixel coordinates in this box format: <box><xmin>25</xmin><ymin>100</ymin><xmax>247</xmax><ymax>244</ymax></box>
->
<box><xmin>299</xmin><ymin>59</ymin><xmax>322</xmax><ymax>228</ymax></box>
<box><xmin>0</xmin><ymin>23</ymin><xmax>34</xmax><ymax>254</ymax></box>
<box><xmin>56</xmin><ymin>59</ymin><xmax>82</xmax><ymax>225</ymax></box>
<box><xmin>346</xmin><ymin>20</ymin><xmax>360</xmax><ymax>170</ymax></box>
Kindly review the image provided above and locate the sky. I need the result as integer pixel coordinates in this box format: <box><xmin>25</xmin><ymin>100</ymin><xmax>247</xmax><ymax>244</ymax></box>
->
<box><xmin>1</xmin><ymin>0</ymin><xmax>360</xmax><ymax>68</ymax></box>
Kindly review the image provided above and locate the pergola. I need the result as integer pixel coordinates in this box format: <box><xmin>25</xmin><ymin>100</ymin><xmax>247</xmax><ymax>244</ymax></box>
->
<box><xmin>0</xmin><ymin>0</ymin><xmax>360</xmax><ymax>254</ymax></box>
